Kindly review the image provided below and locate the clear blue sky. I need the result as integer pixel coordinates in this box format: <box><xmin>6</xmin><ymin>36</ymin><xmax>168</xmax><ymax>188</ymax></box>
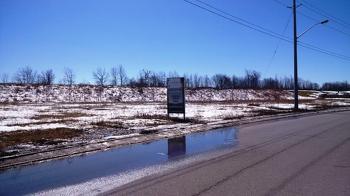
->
<box><xmin>1</xmin><ymin>0</ymin><xmax>349</xmax><ymax>84</ymax></box>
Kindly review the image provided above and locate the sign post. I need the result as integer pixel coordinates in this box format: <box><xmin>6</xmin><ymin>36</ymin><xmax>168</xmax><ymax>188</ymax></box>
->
<box><xmin>167</xmin><ymin>77</ymin><xmax>185</xmax><ymax>120</ymax></box>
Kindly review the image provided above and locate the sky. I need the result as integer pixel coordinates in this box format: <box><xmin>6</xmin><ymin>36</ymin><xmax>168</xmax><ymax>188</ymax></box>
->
<box><xmin>0</xmin><ymin>0</ymin><xmax>349</xmax><ymax>84</ymax></box>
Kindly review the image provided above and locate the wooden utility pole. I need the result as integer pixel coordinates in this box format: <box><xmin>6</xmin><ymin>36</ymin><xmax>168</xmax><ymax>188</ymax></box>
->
<box><xmin>293</xmin><ymin>0</ymin><xmax>299</xmax><ymax>111</ymax></box>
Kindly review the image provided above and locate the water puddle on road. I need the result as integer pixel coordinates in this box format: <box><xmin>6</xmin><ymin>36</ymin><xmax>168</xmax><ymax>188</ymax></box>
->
<box><xmin>0</xmin><ymin>127</ymin><xmax>238</xmax><ymax>195</ymax></box>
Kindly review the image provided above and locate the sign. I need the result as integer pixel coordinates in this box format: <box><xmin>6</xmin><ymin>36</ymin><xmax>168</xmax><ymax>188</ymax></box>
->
<box><xmin>167</xmin><ymin>77</ymin><xmax>185</xmax><ymax>117</ymax></box>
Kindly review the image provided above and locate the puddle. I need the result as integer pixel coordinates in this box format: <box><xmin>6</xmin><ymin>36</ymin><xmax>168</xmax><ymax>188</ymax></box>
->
<box><xmin>0</xmin><ymin>127</ymin><xmax>237</xmax><ymax>195</ymax></box>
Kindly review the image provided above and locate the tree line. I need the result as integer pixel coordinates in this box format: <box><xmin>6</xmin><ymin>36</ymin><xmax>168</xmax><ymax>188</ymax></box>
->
<box><xmin>0</xmin><ymin>65</ymin><xmax>349</xmax><ymax>91</ymax></box>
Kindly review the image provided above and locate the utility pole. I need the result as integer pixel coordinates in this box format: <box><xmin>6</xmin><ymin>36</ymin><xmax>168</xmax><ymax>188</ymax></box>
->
<box><xmin>293</xmin><ymin>0</ymin><xmax>299</xmax><ymax>111</ymax></box>
<box><xmin>291</xmin><ymin>0</ymin><xmax>328</xmax><ymax>111</ymax></box>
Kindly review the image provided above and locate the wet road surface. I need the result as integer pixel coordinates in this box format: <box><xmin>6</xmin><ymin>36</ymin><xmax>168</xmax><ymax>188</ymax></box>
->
<box><xmin>106</xmin><ymin>111</ymin><xmax>350</xmax><ymax>196</ymax></box>
<box><xmin>0</xmin><ymin>127</ymin><xmax>237</xmax><ymax>195</ymax></box>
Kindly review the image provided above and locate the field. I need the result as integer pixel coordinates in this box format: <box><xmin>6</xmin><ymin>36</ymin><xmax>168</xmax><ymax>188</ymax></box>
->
<box><xmin>0</xmin><ymin>84</ymin><xmax>349</xmax><ymax>157</ymax></box>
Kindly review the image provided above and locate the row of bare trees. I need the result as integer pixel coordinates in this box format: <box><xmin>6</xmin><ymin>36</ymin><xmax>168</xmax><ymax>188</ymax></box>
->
<box><xmin>92</xmin><ymin>65</ymin><xmax>127</xmax><ymax>87</ymax></box>
<box><xmin>0</xmin><ymin>66</ymin><xmax>75</xmax><ymax>86</ymax></box>
<box><xmin>114</xmin><ymin>69</ymin><xmax>320</xmax><ymax>90</ymax></box>
<box><xmin>322</xmin><ymin>81</ymin><xmax>350</xmax><ymax>91</ymax></box>
<box><xmin>1</xmin><ymin>66</ymin><xmax>348</xmax><ymax>91</ymax></box>
<box><xmin>12</xmin><ymin>66</ymin><xmax>56</xmax><ymax>85</ymax></box>
<box><xmin>183</xmin><ymin>71</ymin><xmax>318</xmax><ymax>90</ymax></box>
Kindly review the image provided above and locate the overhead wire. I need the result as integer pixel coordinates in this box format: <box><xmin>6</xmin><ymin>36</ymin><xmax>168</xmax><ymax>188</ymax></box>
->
<box><xmin>183</xmin><ymin>0</ymin><xmax>291</xmax><ymax>42</ymax></box>
<box><xmin>297</xmin><ymin>0</ymin><xmax>350</xmax><ymax>29</ymax></box>
<box><xmin>266</xmin><ymin>12</ymin><xmax>293</xmax><ymax>75</ymax></box>
<box><xmin>193</xmin><ymin>0</ymin><xmax>291</xmax><ymax>41</ymax></box>
<box><xmin>272</xmin><ymin>0</ymin><xmax>350</xmax><ymax>38</ymax></box>
<box><xmin>297</xmin><ymin>11</ymin><xmax>350</xmax><ymax>37</ymax></box>
<box><xmin>183</xmin><ymin>0</ymin><xmax>350</xmax><ymax>61</ymax></box>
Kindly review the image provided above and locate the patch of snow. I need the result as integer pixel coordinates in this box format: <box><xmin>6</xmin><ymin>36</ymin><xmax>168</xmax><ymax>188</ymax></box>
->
<box><xmin>330</xmin><ymin>101</ymin><xmax>350</xmax><ymax>106</ymax></box>
<box><xmin>268</xmin><ymin>103</ymin><xmax>314</xmax><ymax>110</ymax></box>
<box><xmin>103</xmin><ymin>133</ymin><xmax>139</xmax><ymax>140</ymax></box>
<box><xmin>0</xmin><ymin>123</ymin><xmax>67</xmax><ymax>132</ymax></box>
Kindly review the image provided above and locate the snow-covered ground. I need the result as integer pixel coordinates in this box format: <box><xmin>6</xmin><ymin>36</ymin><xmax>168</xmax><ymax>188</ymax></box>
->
<box><xmin>0</xmin><ymin>84</ymin><xmax>349</xmax><ymax>156</ymax></box>
<box><xmin>0</xmin><ymin>84</ymin><xmax>296</xmax><ymax>103</ymax></box>
<box><xmin>0</xmin><ymin>102</ymin><xmax>262</xmax><ymax>133</ymax></box>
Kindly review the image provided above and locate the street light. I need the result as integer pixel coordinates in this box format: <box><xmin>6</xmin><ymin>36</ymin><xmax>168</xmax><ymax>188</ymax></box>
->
<box><xmin>293</xmin><ymin>0</ymin><xmax>328</xmax><ymax>111</ymax></box>
<box><xmin>298</xmin><ymin>20</ymin><xmax>329</xmax><ymax>39</ymax></box>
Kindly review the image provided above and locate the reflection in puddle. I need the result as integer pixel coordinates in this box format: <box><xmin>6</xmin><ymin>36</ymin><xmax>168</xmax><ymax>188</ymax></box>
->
<box><xmin>0</xmin><ymin>127</ymin><xmax>237</xmax><ymax>195</ymax></box>
<box><xmin>168</xmin><ymin>136</ymin><xmax>186</xmax><ymax>158</ymax></box>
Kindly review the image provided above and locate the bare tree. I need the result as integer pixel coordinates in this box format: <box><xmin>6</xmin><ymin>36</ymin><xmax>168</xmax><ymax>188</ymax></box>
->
<box><xmin>1</xmin><ymin>73</ymin><xmax>9</xmax><ymax>84</ymax></box>
<box><xmin>138</xmin><ymin>69</ymin><xmax>152</xmax><ymax>87</ymax></box>
<box><xmin>118</xmin><ymin>65</ymin><xmax>127</xmax><ymax>86</ymax></box>
<box><xmin>110</xmin><ymin>66</ymin><xmax>119</xmax><ymax>86</ymax></box>
<box><xmin>244</xmin><ymin>70</ymin><xmax>261</xmax><ymax>89</ymax></box>
<box><xmin>93</xmin><ymin>68</ymin><xmax>109</xmax><ymax>86</ymax></box>
<box><xmin>203</xmin><ymin>75</ymin><xmax>211</xmax><ymax>88</ymax></box>
<box><xmin>37</xmin><ymin>69</ymin><xmax>55</xmax><ymax>85</ymax></box>
<box><xmin>212</xmin><ymin>74</ymin><xmax>232</xmax><ymax>89</ymax></box>
<box><xmin>110</xmin><ymin>65</ymin><xmax>127</xmax><ymax>86</ymax></box>
<box><xmin>322</xmin><ymin>81</ymin><xmax>349</xmax><ymax>91</ymax></box>
<box><xmin>14</xmin><ymin>66</ymin><xmax>37</xmax><ymax>84</ymax></box>
<box><xmin>62</xmin><ymin>68</ymin><xmax>75</xmax><ymax>102</ymax></box>
<box><xmin>63</xmin><ymin>68</ymin><xmax>75</xmax><ymax>86</ymax></box>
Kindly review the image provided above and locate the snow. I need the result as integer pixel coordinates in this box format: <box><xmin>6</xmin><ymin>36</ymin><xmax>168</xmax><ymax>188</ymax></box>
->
<box><xmin>104</xmin><ymin>134</ymin><xmax>140</xmax><ymax>140</ymax></box>
<box><xmin>0</xmin><ymin>98</ymin><xmax>348</xmax><ymax>134</ymax></box>
<box><xmin>268</xmin><ymin>103</ymin><xmax>314</xmax><ymax>110</ymax></box>
<box><xmin>0</xmin><ymin>84</ymin><xmax>349</xmax><ymax>155</ymax></box>
<box><xmin>0</xmin><ymin>85</ymin><xmax>294</xmax><ymax>103</ymax></box>
<box><xmin>0</xmin><ymin>123</ymin><xmax>68</xmax><ymax>132</ymax></box>
<box><xmin>330</xmin><ymin>101</ymin><xmax>350</xmax><ymax>106</ymax></box>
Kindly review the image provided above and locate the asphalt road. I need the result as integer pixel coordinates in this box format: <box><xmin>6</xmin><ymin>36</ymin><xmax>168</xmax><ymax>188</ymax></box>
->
<box><xmin>105</xmin><ymin>111</ymin><xmax>350</xmax><ymax>196</ymax></box>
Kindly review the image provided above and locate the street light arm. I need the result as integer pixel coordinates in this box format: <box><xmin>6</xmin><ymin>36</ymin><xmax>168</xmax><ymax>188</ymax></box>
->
<box><xmin>297</xmin><ymin>20</ymin><xmax>329</xmax><ymax>39</ymax></box>
<box><xmin>297</xmin><ymin>23</ymin><xmax>319</xmax><ymax>39</ymax></box>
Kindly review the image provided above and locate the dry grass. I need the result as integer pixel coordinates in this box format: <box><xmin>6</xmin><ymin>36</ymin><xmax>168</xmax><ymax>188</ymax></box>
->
<box><xmin>319</xmin><ymin>94</ymin><xmax>350</xmax><ymax>99</ymax></box>
<box><xmin>31</xmin><ymin>112</ymin><xmax>88</xmax><ymax>120</ymax></box>
<box><xmin>223</xmin><ymin>109</ymin><xmax>294</xmax><ymax>120</ymax></box>
<box><xmin>31</xmin><ymin>114</ymin><xmax>64</xmax><ymax>120</ymax></box>
<box><xmin>0</xmin><ymin>128</ymin><xmax>83</xmax><ymax>150</ymax></box>
<box><xmin>134</xmin><ymin>113</ymin><xmax>204</xmax><ymax>124</ymax></box>
<box><xmin>169</xmin><ymin>117</ymin><xmax>204</xmax><ymax>124</ymax></box>
<box><xmin>299</xmin><ymin>91</ymin><xmax>315</xmax><ymax>97</ymax></box>
<box><xmin>7</xmin><ymin>119</ymin><xmax>77</xmax><ymax>127</ymax></box>
<box><xmin>223</xmin><ymin>115</ymin><xmax>245</xmax><ymax>120</ymax></box>
<box><xmin>312</xmin><ymin>103</ymin><xmax>349</xmax><ymax>110</ymax></box>
<box><xmin>61</xmin><ymin>112</ymin><xmax>89</xmax><ymax>118</ymax></box>
<box><xmin>0</xmin><ymin>102</ymin><xmax>14</xmax><ymax>106</ymax></box>
<box><xmin>134</xmin><ymin>113</ymin><xmax>169</xmax><ymax>120</ymax></box>
<box><xmin>247</xmin><ymin>103</ymin><xmax>261</xmax><ymax>107</ymax></box>
<box><xmin>91</xmin><ymin>121</ymin><xmax>124</xmax><ymax>129</ymax></box>
<box><xmin>252</xmin><ymin>109</ymin><xmax>291</xmax><ymax>116</ymax></box>
<box><xmin>268</xmin><ymin>106</ymin><xmax>293</xmax><ymax>111</ymax></box>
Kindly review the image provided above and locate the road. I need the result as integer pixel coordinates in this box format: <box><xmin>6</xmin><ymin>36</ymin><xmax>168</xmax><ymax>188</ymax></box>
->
<box><xmin>104</xmin><ymin>111</ymin><xmax>350</xmax><ymax>196</ymax></box>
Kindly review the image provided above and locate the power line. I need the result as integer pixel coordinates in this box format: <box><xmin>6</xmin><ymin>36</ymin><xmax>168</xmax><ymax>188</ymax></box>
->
<box><xmin>266</xmin><ymin>12</ymin><xmax>293</xmax><ymax>74</ymax></box>
<box><xmin>272</xmin><ymin>0</ymin><xmax>289</xmax><ymax>8</ymax></box>
<box><xmin>299</xmin><ymin>0</ymin><xmax>350</xmax><ymax>27</ymax></box>
<box><xmin>298</xmin><ymin>0</ymin><xmax>350</xmax><ymax>29</ymax></box>
<box><xmin>297</xmin><ymin>11</ymin><xmax>350</xmax><ymax>37</ymax></box>
<box><xmin>298</xmin><ymin>41</ymin><xmax>350</xmax><ymax>61</ymax></box>
<box><xmin>272</xmin><ymin>0</ymin><xmax>350</xmax><ymax>38</ymax></box>
<box><xmin>184</xmin><ymin>0</ymin><xmax>350</xmax><ymax>61</ymax></box>
<box><xmin>183</xmin><ymin>0</ymin><xmax>291</xmax><ymax>42</ymax></box>
<box><xmin>193</xmin><ymin>0</ymin><xmax>291</xmax><ymax>40</ymax></box>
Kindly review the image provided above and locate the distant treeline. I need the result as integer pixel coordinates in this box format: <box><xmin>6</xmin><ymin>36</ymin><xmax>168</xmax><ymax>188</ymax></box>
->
<box><xmin>0</xmin><ymin>65</ymin><xmax>349</xmax><ymax>91</ymax></box>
